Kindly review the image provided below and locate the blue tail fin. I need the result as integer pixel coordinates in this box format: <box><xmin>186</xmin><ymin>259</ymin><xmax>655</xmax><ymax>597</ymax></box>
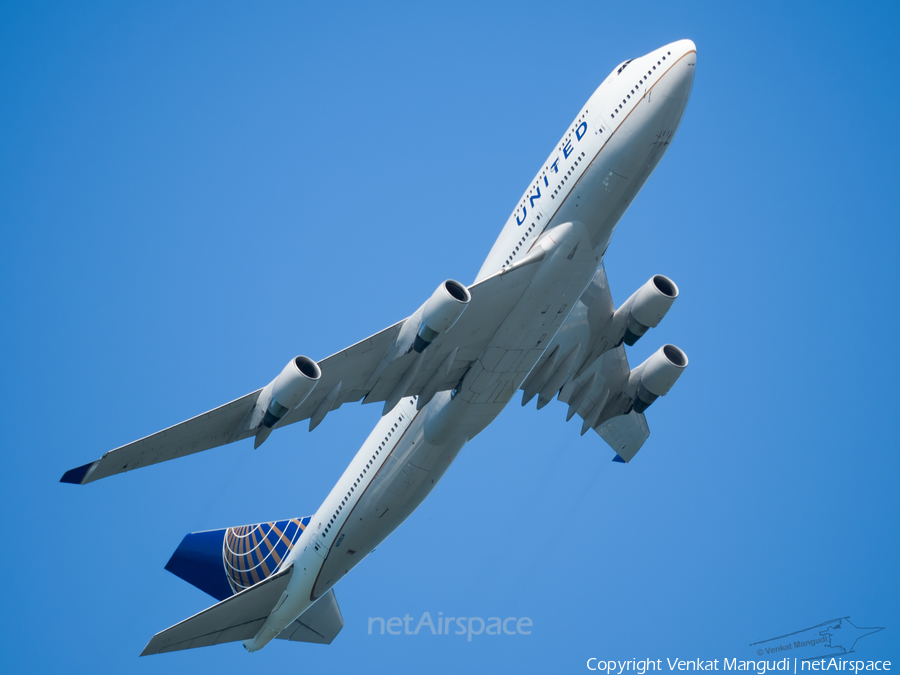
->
<box><xmin>165</xmin><ymin>516</ymin><xmax>312</xmax><ymax>601</ymax></box>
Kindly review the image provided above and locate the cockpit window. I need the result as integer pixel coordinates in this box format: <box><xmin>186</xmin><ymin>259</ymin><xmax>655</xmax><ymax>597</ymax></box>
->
<box><xmin>617</xmin><ymin>59</ymin><xmax>634</xmax><ymax>75</ymax></box>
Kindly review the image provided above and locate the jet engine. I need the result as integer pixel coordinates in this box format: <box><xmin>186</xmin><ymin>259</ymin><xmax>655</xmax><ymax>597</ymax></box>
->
<box><xmin>262</xmin><ymin>356</ymin><xmax>322</xmax><ymax>428</ymax></box>
<box><xmin>631</xmin><ymin>344</ymin><xmax>688</xmax><ymax>413</ymax></box>
<box><xmin>413</xmin><ymin>280</ymin><xmax>471</xmax><ymax>352</ymax></box>
<box><xmin>622</xmin><ymin>275</ymin><xmax>679</xmax><ymax>346</ymax></box>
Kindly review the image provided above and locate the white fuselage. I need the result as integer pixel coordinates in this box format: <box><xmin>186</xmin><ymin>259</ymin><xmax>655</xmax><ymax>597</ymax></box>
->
<box><xmin>246</xmin><ymin>39</ymin><xmax>696</xmax><ymax>651</ymax></box>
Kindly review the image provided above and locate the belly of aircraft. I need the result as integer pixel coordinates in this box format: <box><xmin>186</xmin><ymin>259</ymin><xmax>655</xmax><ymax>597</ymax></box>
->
<box><xmin>312</xmin><ymin>413</ymin><xmax>465</xmax><ymax>597</ymax></box>
<box><xmin>554</xmin><ymin>89</ymin><xmax>688</xmax><ymax>251</ymax></box>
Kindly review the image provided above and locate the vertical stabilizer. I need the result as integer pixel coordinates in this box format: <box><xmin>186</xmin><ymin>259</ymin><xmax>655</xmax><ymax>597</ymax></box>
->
<box><xmin>165</xmin><ymin>517</ymin><xmax>312</xmax><ymax>600</ymax></box>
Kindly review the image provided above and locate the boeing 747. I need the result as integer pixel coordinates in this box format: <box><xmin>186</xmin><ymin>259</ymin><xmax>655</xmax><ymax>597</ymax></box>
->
<box><xmin>62</xmin><ymin>39</ymin><xmax>697</xmax><ymax>655</ymax></box>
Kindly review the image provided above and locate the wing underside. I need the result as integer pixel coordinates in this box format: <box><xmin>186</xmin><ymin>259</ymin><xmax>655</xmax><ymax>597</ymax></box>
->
<box><xmin>521</xmin><ymin>266</ymin><xmax>652</xmax><ymax>462</ymax></box>
<box><xmin>63</xmin><ymin>260</ymin><xmax>543</xmax><ymax>484</ymax></box>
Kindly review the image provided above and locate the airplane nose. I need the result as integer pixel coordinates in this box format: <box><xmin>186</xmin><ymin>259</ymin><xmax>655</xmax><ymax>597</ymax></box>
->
<box><xmin>659</xmin><ymin>40</ymin><xmax>696</xmax><ymax>103</ymax></box>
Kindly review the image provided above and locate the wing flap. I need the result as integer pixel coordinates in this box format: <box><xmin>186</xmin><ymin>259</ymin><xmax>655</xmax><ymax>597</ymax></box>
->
<box><xmin>140</xmin><ymin>564</ymin><xmax>293</xmax><ymax>656</ymax></box>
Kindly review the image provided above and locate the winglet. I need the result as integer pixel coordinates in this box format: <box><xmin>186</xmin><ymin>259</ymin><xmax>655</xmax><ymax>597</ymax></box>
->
<box><xmin>612</xmin><ymin>454</ymin><xmax>626</xmax><ymax>463</ymax></box>
<box><xmin>60</xmin><ymin>461</ymin><xmax>97</xmax><ymax>485</ymax></box>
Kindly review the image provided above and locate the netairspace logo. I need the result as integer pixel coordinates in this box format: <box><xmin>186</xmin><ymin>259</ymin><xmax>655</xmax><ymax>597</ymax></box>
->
<box><xmin>367</xmin><ymin>612</ymin><xmax>532</xmax><ymax>641</ymax></box>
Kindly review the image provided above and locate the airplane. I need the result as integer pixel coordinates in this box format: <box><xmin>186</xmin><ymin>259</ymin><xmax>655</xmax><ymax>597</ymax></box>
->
<box><xmin>61</xmin><ymin>39</ymin><xmax>697</xmax><ymax>655</ymax></box>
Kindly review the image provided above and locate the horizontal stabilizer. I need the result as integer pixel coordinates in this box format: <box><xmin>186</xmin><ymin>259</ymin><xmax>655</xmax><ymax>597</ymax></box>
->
<box><xmin>140</xmin><ymin>564</ymin><xmax>293</xmax><ymax>656</ymax></box>
<box><xmin>276</xmin><ymin>589</ymin><xmax>344</xmax><ymax>645</ymax></box>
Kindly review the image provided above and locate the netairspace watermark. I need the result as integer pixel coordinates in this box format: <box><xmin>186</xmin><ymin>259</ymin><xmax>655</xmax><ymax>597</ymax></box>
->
<box><xmin>586</xmin><ymin>659</ymin><xmax>892</xmax><ymax>675</ymax></box>
<box><xmin>367</xmin><ymin>612</ymin><xmax>532</xmax><ymax>641</ymax></box>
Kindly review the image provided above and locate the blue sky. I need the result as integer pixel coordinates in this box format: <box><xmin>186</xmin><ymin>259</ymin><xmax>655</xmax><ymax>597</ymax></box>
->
<box><xmin>2</xmin><ymin>1</ymin><xmax>898</xmax><ymax>671</ymax></box>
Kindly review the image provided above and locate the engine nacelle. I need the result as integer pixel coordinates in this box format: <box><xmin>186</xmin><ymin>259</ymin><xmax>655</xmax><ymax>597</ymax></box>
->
<box><xmin>622</xmin><ymin>275</ymin><xmax>679</xmax><ymax>346</ymax></box>
<box><xmin>413</xmin><ymin>280</ymin><xmax>471</xmax><ymax>353</ymax></box>
<box><xmin>632</xmin><ymin>344</ymin><xmax>688</xmax><ymax>414</ymax></box>
<box><xmin>262</xmin><ymin>356</ymin><xmax>322</xmax><ymax>428</ymax></box>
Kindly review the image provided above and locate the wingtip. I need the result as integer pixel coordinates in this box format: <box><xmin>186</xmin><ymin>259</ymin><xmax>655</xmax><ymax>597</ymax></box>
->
<box><xmin>612</xmin><ymin>454</ymin><xmax>626</xmax><ymax>463</ymax></box>
<box><xmin>60</xmin><ymin>461</ymin><xmax>96</xmax><ymax>485</ymax></box>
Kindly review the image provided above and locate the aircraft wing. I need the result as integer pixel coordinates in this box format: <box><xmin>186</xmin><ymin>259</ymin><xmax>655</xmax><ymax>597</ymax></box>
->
<box><xmin>595</xmin><ymin>410</ymin><xmax>650</xmax><ymax>463</ymax></box>
<box><xmin>60</xmin><ymin>390</ymin><xmax>264</xmax><ymax>485</ymax></box>
<box><xmin>278</xmin><ymin>258</ymin><xmax>540</xmax><ymax>424</ymax></box>
<box><xmin>62</xmin><ymin>259</ymin><xmax>543</xmax><ymax>485</ymax></box>
<box><xmin>521</xmin><ymin>266</ymin><xmax>653</xmax><ymax>462</ymax></box>
<box><xmin>561</xmin><ymin>341</ymin><xmax>651</xmax><ymax>462</ymax></box>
